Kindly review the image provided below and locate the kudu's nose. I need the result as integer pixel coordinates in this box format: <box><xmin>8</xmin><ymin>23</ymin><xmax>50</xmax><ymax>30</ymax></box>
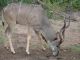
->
<box><xmin>52</xmin><ymin>47</ymin><xmax>59</xmax><ymax>56</ymax></box>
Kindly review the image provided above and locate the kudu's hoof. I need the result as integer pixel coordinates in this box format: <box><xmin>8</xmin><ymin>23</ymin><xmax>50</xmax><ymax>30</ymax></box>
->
<box><xmin>11</xmin><ymin>51</ymin><xmax>16</xmax><ymax>54</ymax></box>
<box><xmin>4</xmin><ymin>46</ymin><xmax>9</xmax><ymax>50</ymax></box>
<box><xmin>11</xmin><ymin>50</ymin><xmax>16</xmax><ymax>54</ymax></box>
<box><xmin>26</xmin><ymin>50</ymin><xmax>30</xmax><ymax>55</ymax></box>
<box><xmin>42</xmin><ymin>47</ymin><xmax>46</xmax><ymax>51</ymax></box>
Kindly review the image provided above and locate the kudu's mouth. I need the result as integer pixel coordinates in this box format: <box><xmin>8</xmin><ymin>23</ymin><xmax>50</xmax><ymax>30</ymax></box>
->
<box><xmin>47</xmin><ymin>39</ymin><xmax>60</xmax><ymax>56</ymax></box>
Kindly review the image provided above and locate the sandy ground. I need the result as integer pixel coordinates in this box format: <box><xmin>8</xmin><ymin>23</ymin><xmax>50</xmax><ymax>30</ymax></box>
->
<box><xmin>0</xmin><ymin>18</ymin><xmax>80</xmax><ymax>60</ymax></box>
<box><xmin>0</xmin><ymin>44</ymin><xmax>80</xmax><ymax>60</ymax></box>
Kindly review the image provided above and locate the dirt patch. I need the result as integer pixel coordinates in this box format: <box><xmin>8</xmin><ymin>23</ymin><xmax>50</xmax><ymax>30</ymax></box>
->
<box><xmin>0</xmin><ymin>18</ymin><xmax>80</xmax><ymax>60</ymax></box>
<box><xmin>0</xmin><ymin>44</ymin><xmax>80</xmax><ymax>60</ymax></box>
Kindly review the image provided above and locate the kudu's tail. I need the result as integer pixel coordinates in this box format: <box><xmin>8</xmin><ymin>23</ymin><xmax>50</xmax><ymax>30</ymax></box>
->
<box><xmin>1</xmin><ymin>10</ymin><xmax>5</xmax><ymax>26</ymax></box>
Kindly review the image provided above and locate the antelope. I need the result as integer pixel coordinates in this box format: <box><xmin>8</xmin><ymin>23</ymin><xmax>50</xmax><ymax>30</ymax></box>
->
<box><xmin>2</xmin><ymin>3</ymin><xmax>70</xmax><ymax>56</ymax></box>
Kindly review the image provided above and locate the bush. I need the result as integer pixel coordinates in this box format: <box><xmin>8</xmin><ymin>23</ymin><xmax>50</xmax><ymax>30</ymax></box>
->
<box><xmin>0</xmin><ymin>0</ymin><xmax>80</xmax><ymax>19</ymax></box>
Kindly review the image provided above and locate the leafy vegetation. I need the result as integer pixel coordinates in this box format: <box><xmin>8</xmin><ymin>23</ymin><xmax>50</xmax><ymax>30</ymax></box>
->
<box><xmin>0</xmin><ymin>0</ymin><xmax>80</xmax><ymax>10</ymax></box>
<box><xmin>69</xmin><ymin>44</ymin><xmax>80</xmax><ymax>53</ymax></box>
<box><xmin>0</xmin><ymin>0</ymin><xmax>80</xmax><ymax>18</ymax></box>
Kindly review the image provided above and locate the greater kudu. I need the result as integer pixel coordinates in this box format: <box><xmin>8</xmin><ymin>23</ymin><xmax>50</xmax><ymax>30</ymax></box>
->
<box><xmin>2</xmin><ymin>3</ymin><xmax>70</xmax><ymax>56</ymax></box>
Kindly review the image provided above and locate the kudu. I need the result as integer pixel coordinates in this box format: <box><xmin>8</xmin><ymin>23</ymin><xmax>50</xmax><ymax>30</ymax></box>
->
<box><xmin>2</xmin><ymin>3</ymin><xmax>70</xmax><ymax>56</ymax></box>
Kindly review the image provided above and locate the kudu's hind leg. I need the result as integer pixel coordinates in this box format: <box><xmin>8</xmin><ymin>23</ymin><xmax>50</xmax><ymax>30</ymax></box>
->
<box><xmin>8</xmin><ymin>34</ymin><xmax>15</xmax><ymax>54</ymax></box>
<box><xmin>5</xmin><ymin>26</ymin><xmax>15</xmax><ymax>54</ymax></box>
<box><xmin>4</xmin><ymin>39</ymin><xmax>9</xmax><ymax>50</ymax></box>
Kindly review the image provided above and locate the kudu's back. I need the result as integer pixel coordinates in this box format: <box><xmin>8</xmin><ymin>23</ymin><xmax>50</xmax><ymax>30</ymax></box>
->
<box><xmin>3</xmin><ymin>4</ymin><xmax>47</xmax><ymax>27</ymax></box>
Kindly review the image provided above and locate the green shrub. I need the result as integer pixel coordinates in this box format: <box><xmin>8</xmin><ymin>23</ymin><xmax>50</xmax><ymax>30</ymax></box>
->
<box><xmin>0</xmin><ymin>0</ymin><xmax>80</xmax><ymax>19</ymax></box>
<box><xmin>70</xmin><ymin>44</ymin><xmax>80</xmax><ymax>53</ymax></box>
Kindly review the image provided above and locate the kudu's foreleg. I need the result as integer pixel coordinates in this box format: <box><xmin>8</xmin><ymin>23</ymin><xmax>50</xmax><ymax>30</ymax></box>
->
<box><xmin>26</xmin><ymin>35</ymin><xmax>31</xmax><ymax>54</ymax></box>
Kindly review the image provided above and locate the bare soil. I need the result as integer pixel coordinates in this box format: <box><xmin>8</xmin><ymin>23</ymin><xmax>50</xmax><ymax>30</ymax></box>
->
<box><xmin>0</xmin><ymin>18</ymin><xmax>80</xmax><ymax>60</ymax></box>
<box><xmin>0</xmin><ymin>44</ymin><xmax>80</xmax><ymax>60</ymax></box>
<box><xmin>0</xmin><ymin>43</ymin><xmax>80</xmax><ymax>60</ymax></box>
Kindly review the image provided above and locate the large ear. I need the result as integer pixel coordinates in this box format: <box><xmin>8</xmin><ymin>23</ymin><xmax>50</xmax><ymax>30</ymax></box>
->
<box><xmin>40</xmin><ymin>31</ymin><xmax>47</xmax><ymax>43</ymax></box>
<box><xmin>34</xmin><ymin>30</ymin><xmax>47</xmax><ymax>43</ymax></box>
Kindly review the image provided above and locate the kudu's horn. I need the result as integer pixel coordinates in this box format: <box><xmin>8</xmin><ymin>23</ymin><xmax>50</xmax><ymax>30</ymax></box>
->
<box><xmin>57</xmin><ymin>0</ymin><xmax>73</xmax><ymax>45</ymax></box>
<box><xmin>58</xmin><ymin>16</ymin><xmax>70</xmax><ymax>45</ymax></box>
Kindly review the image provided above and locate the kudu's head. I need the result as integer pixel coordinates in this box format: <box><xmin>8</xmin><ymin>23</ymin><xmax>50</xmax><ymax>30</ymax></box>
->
<box><xmin>37</xmin><ymin>0</ymin><xmax>70</xmax><ymax>56</ymax></box>
<box><xmin>47</xmin><ymin>18</ymin><xmax>70</xmax><ymax>56</ymax></box>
